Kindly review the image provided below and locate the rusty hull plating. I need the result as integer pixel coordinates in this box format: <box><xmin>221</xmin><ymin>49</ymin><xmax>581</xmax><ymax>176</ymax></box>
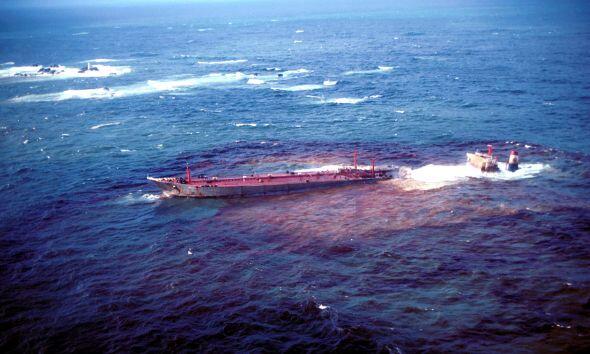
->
<box><xmin>148</xmin><ymin>152</ymin><xmax>391</xmax><ymax>198</ymax></box>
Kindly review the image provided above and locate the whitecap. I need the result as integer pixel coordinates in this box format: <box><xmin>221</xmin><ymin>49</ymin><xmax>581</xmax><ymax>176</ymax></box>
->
<box><xmin>9</xmin><ymin>72</ymin><xmax>248</xmax><ymax>103</ymax></box>
<box><xmin>1</xmin><ymin>62</ymin><xmax>15</xmax><ymax>66</ymax></box>
<box><xmin>327</xmin><ymin>97</ymin><xmax>367</xmax><ymax>104</ymax></box>
<box><xmin>343</xmin><ymin>66</ymin><xmax>393</xmax><ymax>75</ymax></box>
<box><xmin>293</xmin><ymin>40</ymin><xmax>303</xmax><ymax>44</ymax></box>
<box><xmin>280</xmin><ymin>68</ymin><xmax>311</xmax><ymax>77</ymax></box>
<box><xmin>91</xmin><ymin>122</ymin><xmax>121</xmax><ymax>130</ymax></box>
<box><xmin>247</xmin><ymin>78</ymin><xmax>265</xmax><ymax>85</ymax></box>
<box><xmin>395</xmin><ymin>109</ymin><xmax>405</xmax><ymax>113</ymax></box>
<box><xmin>271</xmin><ymin>84</ymin><xmax>324</xmax><ymax>92</ymax></box>
<box><xmin>197</xmin><ymin>28</ymin><xmax>213</xmax><ymax>32</ymax></box>
<box><xmin>235</xmin><ymin>123</ymin><xmax>257</xmax><ymax>127</ymax></box>
<box><xmin>0</xmin><ymin>64</ymin><xmax>131</xmax><ymax>80</ymax></box>
<box><xmin>295</xmin><ymin>29</ymin><xmax>304</xmax><ymax>33</ymax></box>
<box><xmin>197</xmin><ymin>59</ymin><xmax>247</xmax><ymax>65</ymax></box>
<box><xmin>72</xmin><ymin>32</ymin><xmax>89</xmax><ymax>36</ymax></box>
<box><xmin>323</xmin><ymin>80</ymin><xmax>337</xmax><ymax>86</ymax></box>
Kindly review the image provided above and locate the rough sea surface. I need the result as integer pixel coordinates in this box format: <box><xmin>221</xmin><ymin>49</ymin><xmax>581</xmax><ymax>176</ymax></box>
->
<box><xmin>1</xmin><ymin>1</ymin><xmax>589</xmax><ymax>352</ymax></box>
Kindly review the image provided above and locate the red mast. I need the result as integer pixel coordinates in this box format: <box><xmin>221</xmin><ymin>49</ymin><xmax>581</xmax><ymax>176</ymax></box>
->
<box><xmin>186</xmin><ymin>163</ymin><xmax>192</xmax><ymax>183</ymax></box>
<box><xmin>353</xmin><ymin>149</ymin><xmax>358</xmax><ymax>170</ymax></box>
<box><xmin>487</xmin><ymin>144</ymin><xmax>493</xmax><ymax>157</ymax></box>
<box><xmin>371</xmin><ymin>159</ymin><xmax>375</xmax><ymax>177</ymax></box>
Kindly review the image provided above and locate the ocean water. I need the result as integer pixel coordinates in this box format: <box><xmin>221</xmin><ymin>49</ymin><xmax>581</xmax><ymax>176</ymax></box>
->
<box><xmin>1</xmin><ymin>1</ymin><xmax>590</xmax><ymax>352</ymax></box>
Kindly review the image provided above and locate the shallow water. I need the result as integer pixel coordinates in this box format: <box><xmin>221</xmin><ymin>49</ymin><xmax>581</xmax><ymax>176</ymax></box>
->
<box><xmin>1</xmin><ymin>1</ymin><xmax>589</xmax><ymax>352</ymax></box>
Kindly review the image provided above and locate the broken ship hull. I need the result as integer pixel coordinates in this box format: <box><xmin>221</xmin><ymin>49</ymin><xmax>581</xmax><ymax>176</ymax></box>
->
<box><xmin>148</xmin><ymin>171</ymin><xmax>389</xmax><ymax>198</ymax></box>
<box><xmin>466</xmin><ymin>152</ymin><xmax>499</xmax><ymax>172</ymax></box>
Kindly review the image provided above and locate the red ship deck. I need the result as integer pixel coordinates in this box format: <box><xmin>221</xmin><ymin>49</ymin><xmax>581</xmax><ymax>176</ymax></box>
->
<box><xmin>148</xmin><ymin>151</ymin><xmax>391</xmax><ymax>197</ymax></box>
<box><xmin>189</xmin><ymin>169</ymin><xmax>380</xmax><ymax>187</ymax></box>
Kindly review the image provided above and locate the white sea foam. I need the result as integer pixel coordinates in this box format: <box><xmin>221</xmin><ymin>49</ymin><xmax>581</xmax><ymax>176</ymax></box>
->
<box><xmin>311</xmin><ymin>94</ymin><xmax>382</xmax><ymax>105</ymax></box>
<box><xmin>119</xmin><ymin>192</ymin><xmax>161</xmax><ymax>205</ymax></box>
<box><xmin>281</xmin><ymin>68</ymin><xmax>311</xmax><ymax>77</ymax></box>
<box><xmin>323</xmin><ymin>80</ymin><xmax>338</xmax><ymax>86</ymax></box>
<box><xmin>396</xmin><ymin>162</ymin><xmax>549</xmax><ymax>190</ymax></box>
<box><xmin>293</xmin><ymin>40</ymin><xmax>303</xmax><ymax>44</ymax></box>
<box><xmin>197</xmin><ymin>59</ymin><xmax>247</xmax><ymax>65</ymax></box>
<box><xmin>1</xmin><ymin>62</ymin><xmax>15</xmax><ymax>66</ymax></box>
<box><xmin>247</xmin><ymin>78</ymin><xmax>265</xmax><ymax>85</ymax></box>
<box><xmin>9</xmin><ymin>72</ymin><xmax>249</xmax><ymax>103</ymax></box>
<box><xmin>72</xmin><ymin>32</ymin><xmax>89</xmax><ymax>36</ymax></box>
<box><xmin>343</xmin><ymin>66</ymin><xmax>393</xmax><ymax>75</ymax></box>
<box><xmin>197</xmin><ymin>28</ymin><xmax>213</xmax><ymax>32</ymax></box>
<box><xmin>0</xmin><ymin>64</ymin><xmax>131</xmax><ymax>80</ymax></box>
<box><xmin>327</xmin><ymin>97</ymin><xmax>367</xmax><ymax>104</ymax></box>
<box><xmin>91</xmin><ymin>122</ymin><xmax>121</xmax><ymax>130</ymax></box>
<box><xmin>295</xmin><ymin>29</ymin><xmax>304</xmax><ymax>33</ymax></box>
<box><xmin>271</xmin><ymin>84</ymin><xmax>324</xmax><ymax>92</ymax></box>
<box><xmin>395</xmin><ymin>109</ymin><xmax>405</xmax><ymax>113</ymax></box>
<box><xmin>235</xmin><ymin>123</ymin><xmax>257</xmax><ymax>127</ymax></box>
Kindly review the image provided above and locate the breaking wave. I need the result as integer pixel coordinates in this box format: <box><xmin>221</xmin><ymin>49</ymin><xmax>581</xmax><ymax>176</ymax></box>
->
<box><xmin>0</xmin><ymin>64</ymin><xmax>131</xmax><ymax>80</ymax></box>
<box><xmin>271</xmin><ymin>84</ymin><xmax>324</xmax><ymax>92</ymax></box>
<box><xmin>91</xmin><ymin>122</ymin><xmax>121</xmax><ymax>130</ymax></box>
<box><xmin>281</xmin><ymin>68</ymin><xmax>311</xmax><ymax>77</ymax></box>
<box><xmin>343</xmin><ymin>66</ymin><xmax>393</xmax><ymax>75</ymax></box>
<box><xmin>247</xmin><ymin>78</ymin><xmax>265</xmax><ymax>85</ymax></box>
<box><xmin>315</xmin><ymin>95</ymin><xmax>381</xmax><ymax>105</ymax></box>
<box><xmin>8</xmin><ymin>72</ymin><xmax>250</xmax><ymax>103</ymax></box>
<box><xmin>394</xmin><ymin>162</ymin><xmax>549</xmax><ymax>191</ymax></box>
<box><xmin>8</xmin><ymin>67</ymin><xmax>313</xmax><ymax>103</ymax></box>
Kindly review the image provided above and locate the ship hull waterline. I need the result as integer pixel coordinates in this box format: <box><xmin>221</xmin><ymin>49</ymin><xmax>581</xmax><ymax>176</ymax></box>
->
<box><xmin>148</xmin><ymin>175</ymin><xmax>389</xmax><ymax>198</ymax></box>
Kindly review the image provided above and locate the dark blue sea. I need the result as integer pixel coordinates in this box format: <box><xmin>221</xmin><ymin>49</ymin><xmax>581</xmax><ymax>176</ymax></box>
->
<box><xmin>1</xmin><ymin>1</ymin><xmax>589</xmax><ymax>352</ymax></box>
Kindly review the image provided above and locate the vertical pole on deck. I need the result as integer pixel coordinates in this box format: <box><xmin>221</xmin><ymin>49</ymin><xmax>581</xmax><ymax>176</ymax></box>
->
<box><xmin>371</xmin><ymin>159</ymin><xmax>375</xmax><ymax>177</ymax></box>
<box><xmin>487</xmin><ymin>144</ymin><xmax>493</xmax><ymax>157</ymax></box>
<box><xmin>353</xmin><ymin>148</ymin><xmax>358</xmax><ymax>170</ymax></box>
<box><xmin>186</xmin><ymin>162</ymin><xmax>191</xmax><ymax>183</ymax></box>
